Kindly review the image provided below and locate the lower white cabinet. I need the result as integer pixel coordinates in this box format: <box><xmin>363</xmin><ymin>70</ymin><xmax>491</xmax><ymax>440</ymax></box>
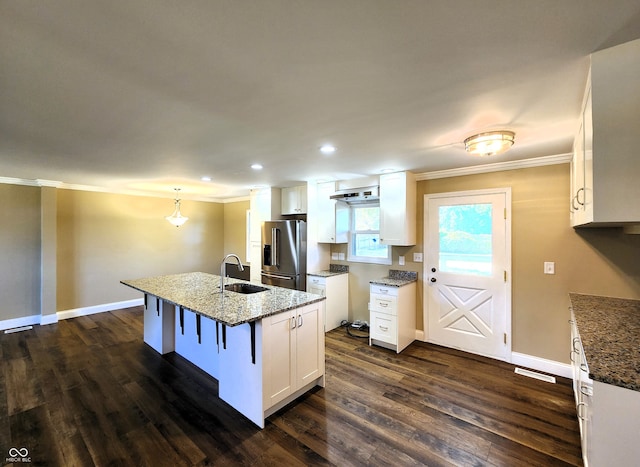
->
<box><xmin>369</xmin><ymin>282</ymin><xmax>416</xmax><ymax>353</ymax></box>
<box><xmin>570</xmin><ymin>310</ymin><xmax>640</xmax><ymax>466</ymax></box>
<box><xmin>218</xmin><ymin>301</ymin><xmax>326</xmax><ymax>428</ymax></box>
<box><xmin>307</xmin><ymin>273</ymin><xmax>349</xmax><ymax>331</ymax></box>
<box><xmin>263</xmin><ymin>302</ymin><xmax>324</xmax><ymax>407</ymax></box>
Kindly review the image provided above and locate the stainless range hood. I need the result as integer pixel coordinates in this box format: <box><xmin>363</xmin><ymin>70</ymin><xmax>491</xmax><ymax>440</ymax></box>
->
<box><xmin>330</xmin><ymin>186</ymin><xmax>379</xmax><ymax>204</ymax></box>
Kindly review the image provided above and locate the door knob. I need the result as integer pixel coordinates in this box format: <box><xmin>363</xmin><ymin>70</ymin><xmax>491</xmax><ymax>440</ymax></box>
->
<box><xmin>431</xmin><ymin>267</ymin><xmax>436</xmax><ymax>273</ymax></box>
<box><xmin>430</xmin><ymin>277</ymin><xmax>437</xmax><ymax>283</ymax></box>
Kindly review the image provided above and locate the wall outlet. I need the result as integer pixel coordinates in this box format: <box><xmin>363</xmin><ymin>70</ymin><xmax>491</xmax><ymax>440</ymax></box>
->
<box><xmin>413</xmin><ymin>252</ymin><xmax>423</xmax><ymax>262</ymax></box>
<box><xmin>398</xmin><ymin>255</ymin><xmax>405</xmax><ymax>266</ymax></box>
<box><xmin>544</xmin><ymin>261</ymin><xmax>555</xmax><ymax>274</ymax></box>
<box><xmin>331</xmin><ymin>252</ymin><xmax>339</xmax><ymax>260</ymax></box>
<box><xmin>338</xmin><ymin>252</ymin><xmax>345</xmax><ymax>260</ymax></box>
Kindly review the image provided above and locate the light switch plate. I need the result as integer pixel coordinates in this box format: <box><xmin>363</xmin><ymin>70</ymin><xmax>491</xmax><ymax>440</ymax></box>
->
<box><xmin>338</xmin><ymin>252</ymin><xmax>345</xmax><ymax>260</ymax></box>
<box><xmin>544</xmin><ymin>262</ymin><xmax>555</xmax><ymax>274</ymax></box>
<box><xmin>331</xmin><ymin>252</ymin><xmax>339</xmax><ymax>260</ymax></box>
<box><xmin>413</xmin><ymin>252</ymin><xmax>423</xmax><ymax>262</ymax></box>
<box><xmin>399</xmin><ymin>255</ymin><xmax>405</xmax><ymax>266</ymax></box>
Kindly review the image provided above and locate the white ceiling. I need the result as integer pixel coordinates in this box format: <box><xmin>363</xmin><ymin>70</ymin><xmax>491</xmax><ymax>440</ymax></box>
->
<box><xmin>2</xmin><ymin>1</ymin><xmax>640</xmax><ymax>200</ymax></box>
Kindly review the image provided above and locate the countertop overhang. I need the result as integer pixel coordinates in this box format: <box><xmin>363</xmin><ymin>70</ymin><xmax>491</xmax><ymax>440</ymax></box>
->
<box><xmin>121</xmin><ymin>272</ymin><xmax>325</xmax><ymax>327</ymax></box>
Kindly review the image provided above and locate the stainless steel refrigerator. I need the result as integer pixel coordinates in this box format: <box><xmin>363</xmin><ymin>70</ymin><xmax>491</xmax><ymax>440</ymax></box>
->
<box><xmin>261</xmin><ymin>220</ymin><xmax>307</xmax><ymax>291</ymax></box>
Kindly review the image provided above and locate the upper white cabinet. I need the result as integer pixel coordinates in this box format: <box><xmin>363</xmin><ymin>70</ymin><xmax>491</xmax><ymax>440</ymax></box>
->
<box><xmin>249</xmin><ymin>187</ymin><xmax>281</xmax><ymax>281</ymax></box>
<box><xmin>281</xmin><ymin>185</ymin><xmax>307</xmax><ymax>215</ymax></box>
<box><xmin>316</xmin><ymin>182</ymin><xmax>349</xmax><ymax>243</ymax></box>
<box><xmin>571</xmin><ymin>38</ymin><xmax>640</xmax><ymax>227</ymax></box>
<box><xmin>379</xmin><ymin>171</ymin><xmax>416</xmax><ymax>245</ymax></box>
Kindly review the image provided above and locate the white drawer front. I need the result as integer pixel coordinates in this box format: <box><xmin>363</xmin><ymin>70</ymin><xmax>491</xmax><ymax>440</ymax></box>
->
<box><xmin>370</xmin><ymin>284</ymin><xmax>398</xmax><ymax>297</ymax></box>
<box><xmin>308</xmin><ymin>276</ymin><xmax>327</xmax><ymax>286</ymax></box>
<box><xmin>371</xmin><ymin>294</ymin><xmax>397</xmax><ymax>315</ymax></box>
<box><xmin>370</xmin><ymin>312</ymin><xmax>397</xmax><ymax>345</ymax></box>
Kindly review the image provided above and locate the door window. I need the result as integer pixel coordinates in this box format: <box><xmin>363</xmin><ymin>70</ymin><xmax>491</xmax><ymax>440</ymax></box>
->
<box><xmin>438</xmin><ymin>203</ymin><xmax>492</xmax><ymax>276</ymax></box>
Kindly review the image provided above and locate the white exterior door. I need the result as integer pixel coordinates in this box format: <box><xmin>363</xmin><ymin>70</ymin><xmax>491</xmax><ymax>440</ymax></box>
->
<box><xmin>424</xmin><ymin>189</ymin><xmax>511</xmax><ymax>361</ymax></box>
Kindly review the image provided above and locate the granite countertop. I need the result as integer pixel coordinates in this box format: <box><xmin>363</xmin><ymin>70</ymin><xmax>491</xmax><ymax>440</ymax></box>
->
<box><xmin>569</xmin><ymin>293</ymin><xmax>640</xmax><ymax>392</ymax></box>
<box><xmin>121</xmin><ymin>272</ymin><xmax>325</xmax><ymax>327</ymax></box>
<box><xmin>370</xmin><ymin>269</ymin><xmax>418</xmax><ymax>287</ymax></box>
<box><xmin>308</xmin><ymin>264</ymin><xmax>349</xmax><ymax>278</ymax></box>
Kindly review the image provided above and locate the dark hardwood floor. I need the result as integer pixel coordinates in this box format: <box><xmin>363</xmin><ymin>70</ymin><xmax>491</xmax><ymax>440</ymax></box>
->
<box><xmin>0</xmin><ymin>307</ymin><xmax>582</xmax><ymax>466</ymax></box>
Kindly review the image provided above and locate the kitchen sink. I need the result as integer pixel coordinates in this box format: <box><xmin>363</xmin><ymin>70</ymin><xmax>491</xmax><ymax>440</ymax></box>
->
<box><xmin>224</xmin><ymin>283</ymin><xmax>268</xmax><ymax>294</ymax></box>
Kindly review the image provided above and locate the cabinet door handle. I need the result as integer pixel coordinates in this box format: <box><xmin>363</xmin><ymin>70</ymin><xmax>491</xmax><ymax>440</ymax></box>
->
<box><xmin>571</xmin><ymin>195</ymin><xmax>579</xmax><ymax>212</ymax></box>
<box><xmin>379</xmin><ymin>325</ymin><xmax>389</xmax><ymax>331</ymax></box>
<box><xmin>580</xmin><ymin>363</ymin><xmax>588</xmax><ymax>373</ymax></box>
<box><xmin>577</xmin><ymin>402</ymin><xmax>587</xmax><ymax>421</ymax></box>
<box><xmin>290</xmin><ymin>316</ymin><xmax>297</xmax><ymax>329</ymax></box>
<box><xmin>572</xmin><ymin>337</ymin><xmax>581</xmax><ymax>352</ymax></box>
<box><xmin>579</xmin><ymin>385</ymin><xmax>593</xmax><ymax>397</ymax></box>
<box><xmin>379</xmin><ymin>302</ymin><xmax>389</xmax><ymax>307</ymax></box>
<box><xmin>576</xmin><ymin>187</ymin><xmax>585</xmax><ymax>206</ymax></box>
<box><xmin>570</xmin><ymin>349</ymin><xmax>578</xmax><ymax>363</ymax></box>
<box><xmin>298</xmin><ymin>314</ymin><xmax>303</xmax><ymax>327</ymax></box>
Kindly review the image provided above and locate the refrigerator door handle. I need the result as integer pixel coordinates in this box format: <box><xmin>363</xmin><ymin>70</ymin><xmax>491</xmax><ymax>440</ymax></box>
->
<box><xmin>261</xmin><ymin>272</ymin><xmax>294</xmax><ymax>281</ymax></box>
<box><xmin>271</xmin><ymin>227</ymin><xmax>279</xmax><ymax>267</ymax></box>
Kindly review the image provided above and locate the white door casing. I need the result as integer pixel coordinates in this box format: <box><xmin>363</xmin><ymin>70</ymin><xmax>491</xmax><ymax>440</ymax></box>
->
<box><xmin>423</xmin><ymin>188</ymin><xmax>511</xmax><ymax>361</ymax></box>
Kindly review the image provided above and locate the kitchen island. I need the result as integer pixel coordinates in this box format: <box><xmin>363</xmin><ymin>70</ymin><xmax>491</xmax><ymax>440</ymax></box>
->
<box><xmin>121</xmin><ymin>272</ymin><xmax>326</xmax><ymax>428</ymax></box>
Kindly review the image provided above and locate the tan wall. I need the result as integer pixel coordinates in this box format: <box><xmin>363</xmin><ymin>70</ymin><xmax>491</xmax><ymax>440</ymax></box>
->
<box><xmin>223</xmin><ymin>200</ymin><xmax>250</xmax><ymax>262</ymax></box>
<box><xmin>420</xmin><ymin>164</ymin><xmax>640</xmax><ymax>362</ymax></box>
<box><xmin>333</xmin><ymin>164</ymin><xmax>640</xmax><ymax>363</ymax></box>
<box><xmin>0</xmin><ymin>184</ymin><xmax>41</xmax><ymax>320</ymax></box>
<box><xmin>57</xmin><ymin>190</ymin><xmax>224</xmax><ymax>310</ymax></box>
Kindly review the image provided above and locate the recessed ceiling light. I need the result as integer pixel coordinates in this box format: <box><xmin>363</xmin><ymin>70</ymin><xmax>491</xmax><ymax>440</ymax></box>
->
<box><xmin>201</xmin><ymin>176</ymin><xmax>212</xmax><ymax>182</ymax></box>
<box><xmin>251</xmin><ymin>163</ymin><xmax>263</xmax><ymax>170</ymax></box>
<box><xmin>380</xmin><ymin>168</ymin><xmax>395</xmax><ymax>174</ymax></box>
<box><xmin>319</xmin><ymin>144</ymin><xmax>336</xmax><ymax>155</ymax></box>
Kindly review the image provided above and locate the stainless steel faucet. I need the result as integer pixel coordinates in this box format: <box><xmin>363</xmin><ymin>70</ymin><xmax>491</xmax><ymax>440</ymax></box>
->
<box><xmin>220</xmin><ymin>254</ymin><xmax>245</xmax><ymax>293</ymax></box>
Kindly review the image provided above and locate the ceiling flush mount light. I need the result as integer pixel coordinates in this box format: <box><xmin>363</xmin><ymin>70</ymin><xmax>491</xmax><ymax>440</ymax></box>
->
<box><xmin>166</xmin><ymin>188</ymin><xmax>188</xmax><ymax>227</ymax></box>
<box><xmin>319</xmin><ymin>144</ymin><xmax>336</xmax><ymax>155</ymax></box>
<box><xmin>464</xmin><ymin>130</ymin><xmax>515</xmax><ymax>156</ymax></box>
<box><xmin>251</xmin><ymin>163</ymin><xmax>263</xmax><ymax>170</ymax></box>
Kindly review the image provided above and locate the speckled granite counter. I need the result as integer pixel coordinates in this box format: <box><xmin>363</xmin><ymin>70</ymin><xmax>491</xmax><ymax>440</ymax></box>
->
<box><xmin>569</xmin><ymin>293</ymin><xmax>640</xmax><ymax>391</ymax></box>
<box><xmin>308</xmin><ymin>263</ymin><xmax>349</xmax><ymax>278</ymax></box>
<box><xmin>370</xmin><ymin>269</ymin><xmax>418</xmax><ymax>287</ymax></box>
<box><xmin>121</xmin><ymin>272</ymin><xmax>325</xmax><ymax>327</ymax></box>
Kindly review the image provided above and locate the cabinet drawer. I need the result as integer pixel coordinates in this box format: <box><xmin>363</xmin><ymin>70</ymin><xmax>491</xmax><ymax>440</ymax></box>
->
<box><xmin>370</xmin><ymin>294</ymin><xmax>397</xmax><ymax>315</ymax></box>
<box><xmin>370</xmin><ymin>284</ymin><xmax>398</xmax><ymax>296</ymax></box>
<box><xmin>370</xmin><ymin>312</ymin><xmax>397</xmax><ymax>344</ymax></box>
<box><xmin>308</xmin><ymin>276</ymin><xmax>327</xmax><ymax>287</ymax></box>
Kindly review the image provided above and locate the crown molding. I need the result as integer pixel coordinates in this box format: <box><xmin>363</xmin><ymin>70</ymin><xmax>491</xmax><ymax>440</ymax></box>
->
<box><xmin>0</xmin><ymin>177</ymin><xmax>248</xmax><ymax>203</ymax></box>
<box><xmin>415</xmin><ymin>153</ymin><xmax>571</xmax><ymax>181</ymax></box>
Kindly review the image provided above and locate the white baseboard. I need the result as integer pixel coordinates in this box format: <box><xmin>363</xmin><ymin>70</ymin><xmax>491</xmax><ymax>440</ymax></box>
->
<box><xmin>0</xmin><ymin>314</ymin><xmax>41</xmax><ymax>331</ymax></box>
<box><xmin>57</xmin><ymin>298</ymin><xmax>144</xmax><ymax>321</ymax></box>
<box><xmin>40</xmin><ymin>313</ymin><xmax>59</xmax><ymax>325</ymax></box>
<box><xmin>413</xmin><ymin>330</ymin><xmax>570</xmax><ymax>379</ymax></box>
<box><xmin>0</xmin><ymin>299</ymin><xmax>144</xmax><ymax>331</ymax></box>
<box><xmin>511</xmin><ymin>352</ymin><xmax>571</xmax><ymax>379</ymax></box>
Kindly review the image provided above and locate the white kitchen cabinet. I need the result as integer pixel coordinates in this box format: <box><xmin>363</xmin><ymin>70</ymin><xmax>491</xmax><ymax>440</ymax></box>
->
<box><xmin>379</xmin><ymin>171</ymin><xmax>416</xmax><ymax>246</ymax></box>
<box><xmin>307</xmin><ymin>273</ymin><xmax>349</xmax><ymax>331</ymax></box>
<box><xmin>316</xmin><ymin>181</ymin><xmax>349</xmax><ymax>243</ymax></box>
<box><xmin>249</xmin><ymin>187</ymin><xmax>281</xmax><ymax>280</ymax></box>
<box><xmin>570</xmin><ymin>38</ymin><xmax>640</xmax><ymax>227</ymax></box>
<box><xmin>369</xmin><ymin>282</ymin><xmax>416</xmax><ymax>353</ymax></box>
<box><xmin>263</xmin><ymin>301</ymin><xmax>325</xmax><ymax>408</ymax></box>
<box><xmin>281</xmin><ymin>185</ymin><xmax>307</xmax><ymax>215</ymax></box>
<box><xmin>570</xmin><ymin>309</ymin><xmax>640</xmax><ymax>467</ymax></box>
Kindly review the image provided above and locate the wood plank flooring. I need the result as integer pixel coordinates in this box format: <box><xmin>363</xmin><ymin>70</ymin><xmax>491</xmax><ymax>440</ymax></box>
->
<box><xmin>0</xmin><ymin>307</ymin><xmax>582</xmax><ymax>466</ymax></box>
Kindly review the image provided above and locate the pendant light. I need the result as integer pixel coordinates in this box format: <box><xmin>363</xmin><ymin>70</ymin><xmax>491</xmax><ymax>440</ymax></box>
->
<box><xmin>166</xmin><ymin>188</ymin><xmax>188</xmax><ymax>227</ymax></box>
<box><xmin>464</xmin><ymin>130</ymin><xmax>515</xmax><ymax>156</ymax></box>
